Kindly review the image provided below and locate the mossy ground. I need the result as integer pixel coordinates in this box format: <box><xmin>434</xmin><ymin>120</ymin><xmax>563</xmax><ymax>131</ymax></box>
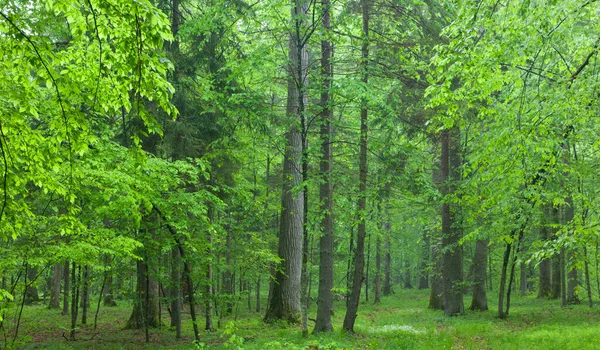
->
<box><xmin>3</xmin><ymin>289</ymin><xmax>599</xmax><ymax>349</ymax></box>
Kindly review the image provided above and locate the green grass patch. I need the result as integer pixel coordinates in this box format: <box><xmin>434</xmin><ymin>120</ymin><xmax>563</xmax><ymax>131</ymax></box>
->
<box><xmin>2</xmin><ymin>290</ymin><xmax>599</xmax><ymax>349</ymax></box>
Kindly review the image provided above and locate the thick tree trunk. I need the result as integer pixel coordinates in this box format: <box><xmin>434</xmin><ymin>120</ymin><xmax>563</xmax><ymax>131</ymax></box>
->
<box><xmin>342</xmin><ymin>0</ymin><xmax>368</xmax><ymax>333</ymax></box>
<box><xmin>429</xmin><ymin>230</ymin><xmax>443</xmax><ymax>310</ymax></box>
<box><xmin>49</xmin><ymin>264</ymin><xmax>62</xmax><ymax>309</ymax></box>
<box><xmin>125</xmin><ymin>258</ymin><xmax>159</xmax><ymax>329</ymax></box>
<box><xmin>470</xmin><ymin>239</ymin><xmax>488</xmax><ymax>311</ymax></box>
<box><xmin>103</xmin><ymin>262</ymin><xmax>117</xmax><ymax>307</ymax></box>
<box><xmin>313</xmin><ymin>0</ymin><xmax>334</xmax><ymax>331</ymax></box>
<box><xmin>441</xmin><ymin>128</ymin><xmax>463</xmax><ymax>316</ymax></box>
<box><xmin>264</xmin><ymin>0</ymin><xmax>307</xmax><ymax>323</ymax></box>
<box><xmin>25</xmin><ymin>265</ymin><xmax>40</xmax><ymax>305</ymax></box>
<box><xmin>551</xmin><ymin>254</ymin><xmax>562</xmax><ymax>299</ymax></box>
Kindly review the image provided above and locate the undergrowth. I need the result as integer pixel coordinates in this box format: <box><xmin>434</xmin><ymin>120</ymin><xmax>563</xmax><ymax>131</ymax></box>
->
<box><xmin>2</xmin><ymin>289</ymin><xmax>599</xmax><ymax>349</ymax></box>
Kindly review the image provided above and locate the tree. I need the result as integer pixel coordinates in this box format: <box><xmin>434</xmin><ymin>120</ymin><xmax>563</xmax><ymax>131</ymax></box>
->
<box><xmin>313</xmin><ymin>0</ymin><xmax>335</xmax><ymax>334</ymax></box>
<box><xmin>264</xmin><ymin>0</ymin><xmax>309</xmax><ymax>324</ymax></box>
<box><xmin>343</xmin><ymin>0</ymin><xmax>369</xmax><ymax>333</ymax></box>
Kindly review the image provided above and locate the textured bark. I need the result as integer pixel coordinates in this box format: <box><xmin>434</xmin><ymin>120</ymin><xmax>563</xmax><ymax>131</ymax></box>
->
<box><xmin>264</xmin><ymin>0</ymin><xmax>307</xmax><ymax>324</ymax></box>
<box><xmin>125</xmin><ymin>258</ymin><xmax>159</xmax><ymax>329</ymax></box>
<box><xmin>313</xmin><ymin>0</ymin><xmax>334</xmax><ymax>332</ymax></box>
<box><xmin>25</xmin><ymin>265</ymin><xmax>40</xmax><ymax>305</ymax></box>
<box><xmin>441</xmin><ymin>128</ymin><xmax>463</xmax><ymax>316</ymax></box>
<box><xmin>49</xmin><ymin>264</ymin><xmax>62</xmax><ymax>309</ymax></box>
<box><xmin>103</xmin><ymin>260</ymin><xmax>117</xmax><ymax>307</ymax></box>
<box><xmin>342</xmin><ymin>0</ymin><xmax>368</xmax><ymax>333</ymax></box>
<box><xmin>470</xmin><ymin>239</ymin><xmax>488</xmax><ymax>311</ymax></box>
<box><xmin>429</xmin><ymin>230</ymin><xmax>443</xmax><ymax>309</ymax></box>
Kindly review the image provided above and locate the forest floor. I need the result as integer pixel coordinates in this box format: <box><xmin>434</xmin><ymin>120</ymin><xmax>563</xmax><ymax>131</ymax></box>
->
<box><xmin>3</xmin><ymin>289</ymin><xmax>600</xmax><ymax>349</ymax></box>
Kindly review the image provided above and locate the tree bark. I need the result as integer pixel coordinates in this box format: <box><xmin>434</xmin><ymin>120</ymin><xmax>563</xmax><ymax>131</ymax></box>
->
<box><xmin>470</xmin><ymin>239</ymin><xmax>488</xmax><ymax>311</ymax></box>
<box><xmin>429</xmin><ymin>229</ymin><xmax>443</xmax><ymax>309</ymax></box>
<box><xmin>24</xmin><ymin>265</ymin><xmax>40</xmax><ymax>305</ymax></box>
<box><xmin>62</xmin><ymin>261</ymin><xmax>70</xmax><ymax>315</ymax></box>
<box><xmin>342</xmin><ymin>0</ymin><xmax>369</xmax><ymax>333</ymax></box>
<box><xmin>80</xmin><ymin>265</ymin><xmax>90</xmax><ymax>325</ymax></box>
<box><xmin>125</xmin><ymin>257</ymin><xmax>159</xmax><ymax>329</ymax></box>
<box><xmin>313</xmin><ymin>0</ymin><xmax>334</xmax><ymax>332</ymax></box>
<box><xmin>49</xmin><ymin>264</ymin><xmax>62</xmax><ymax>309</ymax></box>
<box><xmin>264</xmin><ymin>0</ymin><xmax>307</xmax><ymax>324</ymax></box>
<box><xmin>170</xmin><ymin>248</ymin><xmax>182</xmax><ymax>337</ymax></box>
<box><xmin>441</xmin><ymin>128</ymin><xmax>463</xmax><ymax>316</ymax></box>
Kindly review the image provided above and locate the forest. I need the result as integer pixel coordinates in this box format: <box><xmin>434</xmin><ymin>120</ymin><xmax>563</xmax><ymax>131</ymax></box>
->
<box><xmin>1</xmin><ymin>0</ymin><xmax>599</xmax><ymax>349</ymax></box>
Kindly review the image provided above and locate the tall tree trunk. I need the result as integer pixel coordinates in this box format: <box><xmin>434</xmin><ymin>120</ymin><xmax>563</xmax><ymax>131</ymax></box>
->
<box><xmin>383</xmin><ymin>234</ymin><xmax>392</xmax><ymax>296</ymax></box>
<box><xmin>80</xmin><ymin>266</ymin><xmax>90</xmax><ymax>325</ymax></box>
<box><xmin>538</xmin><ymin>214</ymin><xmax>552</xmax><ymax>298</ymax></box>
<box><xmin>62</xmin><ymin>261</ymin><xmax>70</xmax><ymax>315</ymax></box>
<box><xmin>264</xmin><ymin>0</ymin><xmax>307</xmax><ymax>324</ymax></box>
<box><xmin>550</xmin><ymin>206</ymin><xmax>561</xmax><ymax>300</ymax></box>
<box><xmin>171</xmin><ymin>248</ymin><xmax>182</xmax><ymax>337</ymax></box>
<box><xmin>470</xmin><ymin>239</ymin><xmax>488</xmax><ymax>311</ymax></box>
<box><xmin>125</xmin><ymin>256</ymin><xmax>159</xmax><ymax>329</ymax></box>
<box><xmin>69</xmin><ymin>262</ymin><xmax>79</xmax><ymax>340</ymax></box>
<box><xmin>583</xmin><ymin>244</ymin><xmax>593</xmax><ymax>307</ymax></box>
<box><xmin>49</xmin><ymin>264</ymin><xmax>62</xmax><ymax>309</ymax></box>
<box><xmin>441</xmin><ymin>128</ymin><xmax>463</xmax><ymax>316</ymax></box>
<box><xmin>519</xmin><ymin>261</ymin><xmax>528</xmax><ymax>297</ymax></box>
<box><xmin>313</xmin><ymin>0</ymin><xmax>334</xmax><ymax>331</ymax></box>
<box><xmin>519</xmin><ymin>241</ymin><xmax>528</xmax><ymax>297</ymax></box>
<box><xmin>365</xmin><ymin>233</ymin><xmax>371</xmax><ymax>302</ymax></box>
<box><xmin>418</xmin><ymin>231</ymin><xmax>430</xmax><ymax>289</ymax></box>
<box><xmin>342</xmin><ymin>0</ymin><xmax>368</xmax><ymax>333</ymax></box>
<box><xmin>103</xmin><ymin>256</ymin><xmax>117</xmax><ymax>307</ymax></box>
<box><xmin>24</xmin><ymin>265</ymin><xmax>39</xmax><ymax>305</ymax></box>
<box><xmin>205</xmin><ymin>231</ymin><xmax>214</xmax><ymax>331</ymax></box>
<box><xmin>551</xmin><ymin>254</ymin><xmax>562</xmax><ymax>299</ymax></box>
<box><xmin>374</xmin><ymin>237</ymin><xmax>381</xmax><ymax>303</ymax></box>
<box><xmin>223</xmin><ymin>229</ymin><xmax>233</xmax><ymax>315</ymax></box>
<box><xmin>403</xmin><ymin>259</ymin><xmax>412</xmax><ymax>289</ymax></box>
<box><xmin>429</xmin><ymin>230</ymin><xmax>443</xmax><ymax>309</ymax></box>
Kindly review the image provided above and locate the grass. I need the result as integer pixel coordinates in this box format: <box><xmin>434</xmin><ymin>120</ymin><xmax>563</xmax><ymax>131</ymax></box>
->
<box><xmin>2</xmin><ymin>289</ymin><xmax>600</xmax><ymax>349</ymax></box>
